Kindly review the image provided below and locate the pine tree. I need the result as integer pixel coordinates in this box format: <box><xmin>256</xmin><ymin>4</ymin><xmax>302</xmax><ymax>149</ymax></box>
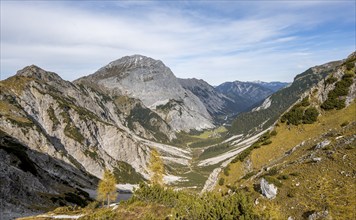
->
<box><xmin>97</xmin><ymin>170</ymin><xmax>118</xmax><ymax>207</ymax></box>
<box><xmin>149</xmin><ymin>148</ymin><xmax>164</xmax><ymax>185</ymax></box>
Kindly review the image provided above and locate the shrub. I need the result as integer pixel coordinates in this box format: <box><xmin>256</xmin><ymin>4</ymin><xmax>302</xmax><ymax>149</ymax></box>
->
<box><xmin>322</xmin><ymin>73</ymin><xmax>353</xmax><ymax>110</ymax></box>
<box><xmin>81</xmin><ymin>208</ymin><xmax>117</xmax><ymax>219</ymax></box>
<box><xmin>303</xmin><ymin>107</ymin><xmax>319</xmax><ymax>124</ymax></box>
<box><xmin>325</xmin><ymin>76</ymin><xmax>337</xmax><ymax>84</ymax></box>
<box><xmin>301</xmin><ymin>97</ymin><xmax>310</xmax><ymax>107</ymax></box>
<box><xmin>224</xmin><ymin>165</ymin><xmax>230</xmax><ymax>176</ymax></box>
<box><xmin>287</xmin><ymin>189</ymin><xmax>296</xmax><ymax>198</ymax></box>
<box><xmin>218</xmin><ymin>177</ymin><xmax>225</xmax><ymax>186</ymax></box>
<box><xmin>270</xmin><ymin>130</ymin><xmax>277</xmax><ymax>136</ymax></box>
<box><xmin>242</xmin><ymin>171</ymin><xmax>257</xmax><ymax>180</ymax></box>
<box><xmin>341</xmin><ymin>121</ymin><xmax>349</xmax><ymax>127</ymax></box>
<box><xmin>342</xmin><ymin>72</ymin><xmax>355</xmax><ymax>79</ymax></box>
<box><xmin>131</xmin><ymin>183</ymin><xmax>258</xmax><ymax>219</ymax></box>
<box><xmin>85</xmin><ymin>201</ymin><xmax>100</xmax><ymax>210</ymax></box>
<box><xmin>278</xmin><ymin>174</ymin><xmax>289</xmax><ymax>180</ymax></box>
<box><xmin>264</xmin><ymin>176</ymin><xmax>282</xmax><ymax>187</ymax></box>
<box><xmin>290</xmin><ymin>172</ymin><xmax>300</xmax><ymax>176</ymax></box>
<box><xmin>262</xmin><ymin>140</ymin><xmax>272</xmax><ymax>145</ymax></box>
<box><xmin>266</xmin><ymin>167</ymin><xmax>278</xmax><ymax>176</ymax></box>
<box><xmin>345</xmin><ymin>61</ymin><xmax>355</xmax><ymax>71</ymax></box>
<box><xmin>282</xmin><ymin>106</ymin><xmax>304</xmax><ymax>125</ymax></box>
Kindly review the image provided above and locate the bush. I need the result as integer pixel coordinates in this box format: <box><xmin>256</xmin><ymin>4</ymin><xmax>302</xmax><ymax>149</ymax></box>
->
<box><xmin>218</xmin><ymin>177</ymin><xmax>225</xmax><ymax>186</ymax></box>
<box><xmin>81</xmin><ymin>208</ymin><xmax>117</xmax><ymax>219</ymax></box>
<box><xmin>231</xmin><ymin>147</ymin><xmax>253</xmax><ymax>163</ymax></box>
<box><xmin>85</xmin><ymin>201</ymin><xmax>100</xmax><ymax>210</ymax></box>
<box><xmin>270</xmin><ymin>130</ymin><xmax>277</xmax><ymax>136</ymax></box>
<box><xmin>130</xmin><ymin>183</ymin><xmax>258</xmax><ymax>219</ymax></box>
<box><xmin>224</xmin><ymin>165</ymin><xmax>230</xmax><ymax>176</ymax></box>
<box><xmin>264</xmin><ymin>176</ymin><xmax>282</xmax><ymax>187</ymax></box>
<box><xmin>287</xmin><ymin>189</ymin><xmax>296</xmax><ymax>198</ymax></box>
<box><xmin>282</xmin><ymin>106</ymin><xmax>304</xmax><ymax>125</ymax></box>
<box><xmin>266</xmin><ymin>167</ymin><xmax>278</xmax><ymax>176</ymax></box>
<box><xmin>325</xmin><ymin>76</ymin><xmax>337</xmax><ymax>84</ymax></box>
<box><xmin>303</xmin><ymin>107</ymin><xmax>319</xmax><ymax>124</ymax></box>
<box><xmin>345</xmin><ymin>61</ymin><xmax>355</xmax><ymax>71</ymax></box>
<box><xmin>278</xmin><ymin>175</ymin><xmax>289</xmax><ymax>180</ymax></box>
<box><xmin>341</xmin><ymin>121</ymin><xmax>349</xmax><ymax>127</ymax></box>
<box><xmin>301</xmin><ymin>97</ymin><xmax>310</xmax><ymax>107</ymax></box>
<box><xmin>343</xmin><ymin>72</ymin><xmax>355</xmax><ymax>79</ymax></box>
<box><xmin>290</xmin><ymin>172</ymin><xmax>300</xmax><ymax>176</ymax></box>
<box><xmin>322</xmin><ymin>73</ymin><xmax>353</xmax><ymax>110</ymax></box>
<box><xmin>262</xmin><ymin>140</ymin><xmax>272</xmax><ymax>145</ymax></box>
<box><xmin>242</xmin><ymin>171</ymin><xmax>257</xmax><ymax>180</ymax></box>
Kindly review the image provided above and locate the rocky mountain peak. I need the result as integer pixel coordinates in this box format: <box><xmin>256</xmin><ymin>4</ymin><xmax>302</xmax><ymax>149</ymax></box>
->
<box><xmin>15</xmin><ymin>65</ymin><xmax>62</xmax><ymax>82</ymax></box>
<box><xmin>101</xmin><ymin>54</ymin><xmax>166</xmax><ymax>75</ymax></box>
<box><xmin>75</xmin><ymin>55</ymin><xmax>214</xmax><ymax>131</ymax></box>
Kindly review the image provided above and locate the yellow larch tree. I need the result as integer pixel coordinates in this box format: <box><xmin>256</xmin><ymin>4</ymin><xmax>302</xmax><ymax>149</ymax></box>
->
<box><xmin>97</xmin><ymin>169</ymin><xmax>118</xmax><ymax>207</ymax></box>
<box><xmin>149</xmin><ymin>148</ymin><xmax>165</xmax><ymax>186</ymax></box>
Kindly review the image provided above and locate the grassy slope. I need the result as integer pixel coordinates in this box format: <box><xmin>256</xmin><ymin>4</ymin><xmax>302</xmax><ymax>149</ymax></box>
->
<box><xmin>216</xmin><ymin>101</ymin><xmax>356</xmax><ymax>219</ymax></box>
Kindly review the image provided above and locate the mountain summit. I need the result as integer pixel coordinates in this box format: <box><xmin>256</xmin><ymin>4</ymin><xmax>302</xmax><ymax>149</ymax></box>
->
<box><xmin>75</xmin><ymin>55</ymin><xmax>214</xmax><ymax>131</ymax></box>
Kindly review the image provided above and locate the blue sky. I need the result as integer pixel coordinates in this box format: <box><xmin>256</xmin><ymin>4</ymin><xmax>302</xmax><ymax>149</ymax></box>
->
<box><xmin>1</xmin><ymin>1</ymin><xmax>355</xmax><ymax>85</ymax></box>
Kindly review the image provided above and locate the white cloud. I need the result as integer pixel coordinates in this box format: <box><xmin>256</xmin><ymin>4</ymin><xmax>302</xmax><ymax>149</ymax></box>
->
<box><xmin>0</xmin><ymin>1</ymin><xmax>354</xmax><ymax>84</ymax></box>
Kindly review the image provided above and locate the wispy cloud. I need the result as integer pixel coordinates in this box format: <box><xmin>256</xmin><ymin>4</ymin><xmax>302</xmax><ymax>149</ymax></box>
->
<box><xmin>1</xmin><ymin>1</ymin><xmax>354</xmax><ymax>84</ymax></box>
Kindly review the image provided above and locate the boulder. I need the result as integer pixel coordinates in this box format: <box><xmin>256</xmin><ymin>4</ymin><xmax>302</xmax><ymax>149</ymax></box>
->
<box><xmin>260</xmin><ymin>178</ymin><xmax>277</xmax><ymax>199</ymax></box>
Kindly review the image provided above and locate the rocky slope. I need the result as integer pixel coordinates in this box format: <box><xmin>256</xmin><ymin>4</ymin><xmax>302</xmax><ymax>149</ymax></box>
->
<box><xmin>178</xmin><ymin>78</ymin><xmax>237</xmax><ymax>121</ymax></box>
<box><xmin>75</xmin><ymin>55</ymin><xmax>214</xmax><ymax>131</ymax></box>
<box><xmin>229</xmin><ymin>60</ymin><xmax>344</xmax><ymax>135</ymax></box>
<box><xmin>0</xmin><ymin>65</ymin><xmax>191</xmax><ymax>218</ymax></box>
<box><xmin>201</xmin><ymin>52</ymin><xmax>355</xmax><ymax>193</ymax></box>
<box><xmin>210</xmin><ymin>53</ymin><xmax>356</xmax><ymax>219</ymax></box>
<box><xmin>1</xmin><ymin>53</ymin><xmax>354</xmax><ymax>219</ymax></box>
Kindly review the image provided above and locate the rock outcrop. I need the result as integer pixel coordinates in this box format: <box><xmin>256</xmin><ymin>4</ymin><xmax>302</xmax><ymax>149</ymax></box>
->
<box><xmin>260</xmin><ymin>178</ymin><xmax>278</xmax><ymax>199</ymax></box>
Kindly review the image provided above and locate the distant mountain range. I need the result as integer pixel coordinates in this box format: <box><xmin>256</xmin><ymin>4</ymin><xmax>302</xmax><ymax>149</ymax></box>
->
<box><xmin>179</xmin><ymin>78</ymin><xmax>289</xmax><ymax>122</ymax></box>
<box><xmin>1</xmin><ymin>52</ymin><xmax>354</xmax><ymax>219</ymax></box>
<box><xmin>215</xmin><ymin>80</ymin><xmax>289</xmax><ymax>113</ymax></box>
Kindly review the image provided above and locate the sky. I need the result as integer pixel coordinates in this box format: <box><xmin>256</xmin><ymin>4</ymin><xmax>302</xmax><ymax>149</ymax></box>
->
<box><xmin>0</xmin><ymin>1</ymin><xmax>355</xmax><ymax>85</ymax></box>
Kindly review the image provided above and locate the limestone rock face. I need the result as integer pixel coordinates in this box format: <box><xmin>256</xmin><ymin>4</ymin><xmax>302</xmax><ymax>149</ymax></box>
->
<box><xmin>178</xmin><ymin>78</ymin><xmax>237</xmax><ymax>120</ymax></box>
<box><xmin>75</xmin><ymin>55</ymin><xmax>214</xmax><ymax>131</ymax></box>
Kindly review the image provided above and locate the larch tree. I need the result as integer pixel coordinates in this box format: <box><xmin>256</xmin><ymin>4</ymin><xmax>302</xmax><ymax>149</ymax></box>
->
<box><xmin>97</xmin><ymin>169</ymin><xmax>118</xmax><ymax>207</ymax></box>
<box><xmin>149</xmin><ymin>148</ymin><xmax>165</xmax><ymax>185</ymax></box>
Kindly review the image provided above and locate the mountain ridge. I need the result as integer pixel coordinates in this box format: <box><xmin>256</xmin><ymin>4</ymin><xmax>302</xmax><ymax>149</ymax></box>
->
<box><xmin>1</xmin><ymin>52</ymin><xmax>354</xmax><ymax>219</ymax></box>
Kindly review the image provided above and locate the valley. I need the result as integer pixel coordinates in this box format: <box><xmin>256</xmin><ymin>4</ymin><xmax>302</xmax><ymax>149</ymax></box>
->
<box><xmin>0</xmin><ymin>52</ymin><xmax>355</xmax><ymax>219</ymax></box>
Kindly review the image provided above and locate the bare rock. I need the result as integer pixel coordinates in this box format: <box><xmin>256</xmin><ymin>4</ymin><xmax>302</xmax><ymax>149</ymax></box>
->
<box><xmin>315</xmin><ymin>140</ymin><xmax>331</xmax><ymax>150</ymax></box>
<box><xmin>260</xmin><ymin>178</ymin><xmax>278</xmax><ymax>199</ymax></box>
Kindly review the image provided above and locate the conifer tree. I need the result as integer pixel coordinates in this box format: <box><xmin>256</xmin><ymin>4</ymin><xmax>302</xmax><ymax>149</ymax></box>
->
<box><xmin>149</xmin><ymin>148</ymin><xmax>164</xmax><ymax>185</ymax></box>
<box><xmin>97</xmin><ymin>170</ymin><xmax>117</xmax><ymax>207</ymax></box>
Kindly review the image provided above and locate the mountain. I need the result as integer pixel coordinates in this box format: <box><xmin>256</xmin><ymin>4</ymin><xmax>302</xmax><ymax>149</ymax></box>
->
<box><xmin>213</xmin><ymin>53</ymin><xmax>356</xmax><ymax>219</ymax></box>
<box><xmin>75</xmin><ymin>55</ymin><xmax>214</xmax><ymax>132</ymax></box>
<box><xmin>228</xmin><ymin>60</ymin><xmax>343</xmax><ymax>135</ymax></box>
<box><xmin>252</xmin><ymin>81</ymin><xmax>289</xmax><ymax>92</ymax></box>
<box><xmin>178</xmin><ymin>79</ymin><xmax>288</xmax><ymax>121</ymax></box>
<box><xmin>0</xmin><ymin>65</ymin><xmax>191</xmax><ymax>218</ymax></box>
<box><xmin>1</xmin><ymin>52</ymin><xmax>354</xmax><ymax>219</ymax></box>
<box><xmin>178</xmin><ymin>78</ymin><xmax>237</xmax><ymax>121</ymax></box>
<box><xmin>216</xmin><ymin>81</ymin><xmax>278</xmax><ymax>112</ymax></box>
